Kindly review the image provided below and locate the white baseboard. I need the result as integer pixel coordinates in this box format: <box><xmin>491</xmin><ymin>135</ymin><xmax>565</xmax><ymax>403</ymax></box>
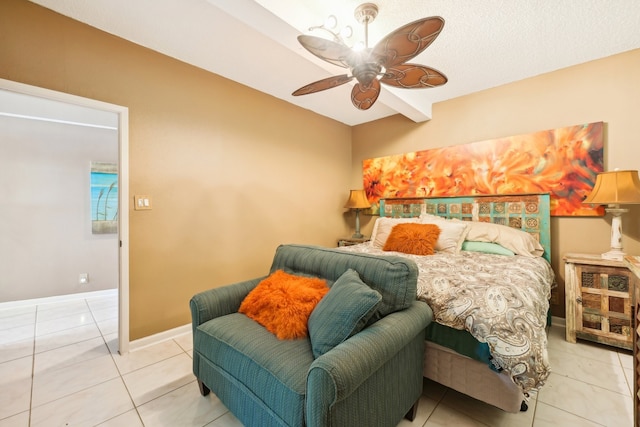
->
<box><xmin>0</xmin><ymin>288</ymin><xmax>118</xmax><ymax>309</ymax></box>
<box><xmin>129</xmin><ymin>323</ymin><xmax>191</xmax><ymax>351</ymax></box>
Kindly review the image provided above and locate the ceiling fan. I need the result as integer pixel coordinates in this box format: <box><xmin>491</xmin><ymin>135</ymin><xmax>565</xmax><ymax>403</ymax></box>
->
<box><xmin>292</xmin><ymin>3</ymin><xmax>447</xmax><ymax>110</ymax></box>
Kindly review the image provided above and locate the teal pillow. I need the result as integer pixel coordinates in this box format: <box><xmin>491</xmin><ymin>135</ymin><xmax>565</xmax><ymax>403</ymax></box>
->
<box><xmin>308</xmin><ymin>269</ymin><xmax>382</xmax><ymax>358</ymax></box>
<box><xmin>462</xmin><ymin>241</ymin><xmax>515</xmax><ymax>256</ymax></box>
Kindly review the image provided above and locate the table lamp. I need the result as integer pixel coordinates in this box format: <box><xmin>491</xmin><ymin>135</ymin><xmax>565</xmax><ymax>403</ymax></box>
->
<box><xmin>344</xmin><ymin>189</ymin><xmax>371</xmax><ymax>239</ymax></box>
<box><xmin>583</xmin><ymin>169</ymin><xmax>640</xmax><ymax>260</ymax></box>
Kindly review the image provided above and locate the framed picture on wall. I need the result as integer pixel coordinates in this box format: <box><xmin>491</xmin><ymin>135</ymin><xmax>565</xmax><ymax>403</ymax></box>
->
<box><xmin>362</xmin><ymin>122</ymin><xmax>604</xmax><ymax>217</ymax></box>
<box><xmin>90</xmin><ymin>162</ymin><xmax>118</xmax><ymax>234</ymax></box>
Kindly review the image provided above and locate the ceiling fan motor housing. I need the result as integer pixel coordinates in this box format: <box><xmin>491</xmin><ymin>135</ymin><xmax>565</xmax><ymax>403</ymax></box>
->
<box><xmin>354</xmin><ymin>3</ymin><xmax>379</xmax><ymax>24</ymax></box>
<box><xmin>353</xmin><ymin>62</ymin><xmax>382</xmax><ymax>86</ymax></box>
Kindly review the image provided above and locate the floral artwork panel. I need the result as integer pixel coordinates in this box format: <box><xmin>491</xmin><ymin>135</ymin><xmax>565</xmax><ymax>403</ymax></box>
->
<box><xmin>362</xmin><ymin>122</ymin><xmax>604</xmax><ymax>216</ymax></box>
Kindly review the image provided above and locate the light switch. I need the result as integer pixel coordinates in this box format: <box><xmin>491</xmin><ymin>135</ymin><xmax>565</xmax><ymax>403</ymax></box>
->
<box><xmin>134</xmin><ymin>195</ymin><xmax>153</xmax><ymax>210</ymax></box>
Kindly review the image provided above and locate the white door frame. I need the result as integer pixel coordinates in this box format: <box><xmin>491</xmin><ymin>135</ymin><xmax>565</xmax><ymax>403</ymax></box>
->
<box><xmin>0</xmin><ymin>78</ymin><xmax>131</xmax><ymax>354</ymax></box>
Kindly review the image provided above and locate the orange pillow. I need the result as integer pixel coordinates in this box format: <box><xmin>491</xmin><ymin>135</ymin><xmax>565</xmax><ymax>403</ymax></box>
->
<box><xmin>383</xmin><ymin>223</ymin><xmax>441</xmax><ymax>256</ymax></box>
<box><xmin>239</xmin><ymin>270</ymin><xmax>329</xmax><ymax>340</ymax></box>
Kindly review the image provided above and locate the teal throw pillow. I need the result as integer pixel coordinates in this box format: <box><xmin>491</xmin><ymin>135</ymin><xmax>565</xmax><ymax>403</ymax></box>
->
<box><xmin>461</xmin><ymin>241</ymin><xmax>515</xmax><ymax>256</ymax></box>
<box><xmin>308</xmin><ymin>269</ymin><xmax>382</xmax><ymax>358</ymax></box>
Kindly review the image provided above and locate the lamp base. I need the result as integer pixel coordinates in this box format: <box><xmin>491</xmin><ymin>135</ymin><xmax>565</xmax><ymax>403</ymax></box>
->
<box><xmin>352</xmin><ymin>209</ymin><xmax>364</xmax><ymax>240</ymax></box>
<box><xmin>601</xmin><ymin>249</ymin><xmax>625</xmax><ymax>261</ymax></box>
<box><xmin>602</xmin><ymin>206</ymin><xmax>628</xmax><ymax>262</ymax></box>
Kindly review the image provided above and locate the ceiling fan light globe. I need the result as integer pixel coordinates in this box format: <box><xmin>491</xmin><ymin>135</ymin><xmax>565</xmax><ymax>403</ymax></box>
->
<box><xmin>341</xmin><ymin>26</ymin><xmax>353</xmax><ymax>39</ymax></box>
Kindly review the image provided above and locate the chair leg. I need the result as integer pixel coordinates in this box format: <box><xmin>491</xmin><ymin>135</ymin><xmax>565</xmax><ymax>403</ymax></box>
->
<box><xmin>404</xmin><ymin>398</ymin><xmax>419</xmax><ymax>421</ymax></box>
<box><xmin>198</xmin><ymin>379</ymin><xmax>210</xmax><ymax>396</ymax></box>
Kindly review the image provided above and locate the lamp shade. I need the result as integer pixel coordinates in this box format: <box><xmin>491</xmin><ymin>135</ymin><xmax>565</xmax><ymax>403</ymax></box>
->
<box><xmin>583</xmin><ymin>170</ymin><xmax>640</xmax><ymax>205</ymax></box>
<box><xmin>344</xmin><ymin>189</ymin><xmax>371</xmax><ymax>209</ymax></box>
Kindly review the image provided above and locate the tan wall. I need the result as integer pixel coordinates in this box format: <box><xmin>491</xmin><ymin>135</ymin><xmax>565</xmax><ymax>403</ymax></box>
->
<box><xmin>352</xmin><ymin>49</ymin><xmax>640</xmax><ymax>317</ymax></box>
<box><xmin>0</xmin><ymin>0</ymin><xmax>352</xmax><ymax>339</ymax></box>
<box><xmin>4</xmin><ymin>1</ymin><xmax>637</xmax><ymax>332</ymax></box>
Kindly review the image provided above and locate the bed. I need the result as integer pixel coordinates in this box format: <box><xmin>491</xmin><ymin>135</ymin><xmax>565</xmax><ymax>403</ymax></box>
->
<box><xmin>338</xmin><ymin>193</ymin><xmax>554</xmax><ymax>412</ymax></box>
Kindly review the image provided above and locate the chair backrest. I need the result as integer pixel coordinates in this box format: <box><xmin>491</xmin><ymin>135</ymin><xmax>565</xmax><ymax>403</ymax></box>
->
<box><xmin>270</xmin><ymin>244</ymin><xmax>418</xmax><ymax>321</ymax></box>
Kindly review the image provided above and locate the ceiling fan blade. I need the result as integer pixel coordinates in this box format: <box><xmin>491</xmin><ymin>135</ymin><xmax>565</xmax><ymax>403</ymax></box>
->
<box><xmin>372</xmin><ymin>17</ymin><xmax>445</xmax><ymax>67</ymax></box>
<box><xmin>292</xmin><ymin>74</ymin><xmax>354</xmax><ymax>96</ymax></box>
<box><xmin>381</xmin><ymin>64</ymin><xmax>448</xmax><ymax>88</ymax></box>
<box><xmin>351</xmin><ymin>79</ymin><xmax>381</xmax><ymax>110</ymax></box>
<box><xmin>297</xmin><ymin>35</ymin><xmax>356</xmax><ymax>68</ymax></box>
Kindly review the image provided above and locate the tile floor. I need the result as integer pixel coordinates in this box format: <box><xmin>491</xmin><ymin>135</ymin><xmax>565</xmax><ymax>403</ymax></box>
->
<box><xmin>0</xmin><ymin>292</ymin><xmax>634</xmax><ymax>427</ymax></box>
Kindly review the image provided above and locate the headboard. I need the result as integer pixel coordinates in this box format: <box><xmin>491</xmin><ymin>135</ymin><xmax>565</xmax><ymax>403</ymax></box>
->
<box><xmin>378</xmin><ymin>193</ymin><xmax>551</xmax><ymax>262</ymax></box>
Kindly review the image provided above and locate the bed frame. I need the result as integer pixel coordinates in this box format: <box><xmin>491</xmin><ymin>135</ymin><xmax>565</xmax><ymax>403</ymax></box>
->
<box><xmin>378</xmin><ymin>193</ymin><xmax>551</xmax><ymax>412</ymax></box>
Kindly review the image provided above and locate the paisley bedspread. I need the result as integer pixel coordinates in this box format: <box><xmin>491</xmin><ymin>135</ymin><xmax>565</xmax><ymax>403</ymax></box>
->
<box><xmin>339</xmin><ymin>244</ymin><xmax>554</xmax><ymax>394</ymax></box>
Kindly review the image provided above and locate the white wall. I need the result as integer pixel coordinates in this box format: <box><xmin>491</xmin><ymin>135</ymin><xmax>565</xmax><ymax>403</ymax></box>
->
<box><xmin>0</xmin><ymin>102</ymin><xmax>118</xmax><ymax>302</ymax></box>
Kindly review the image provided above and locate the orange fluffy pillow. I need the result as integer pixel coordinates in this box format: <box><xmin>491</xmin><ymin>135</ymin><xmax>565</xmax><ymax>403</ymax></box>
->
<box><xmin>383</xmin><ymin>223</ymin><xmax>441</xmax><ymax>256</ymax></box>
<box><xmin>239</xmin><ymin>270</ymin><xmax>329</xmax><ymax>340</ymax></box>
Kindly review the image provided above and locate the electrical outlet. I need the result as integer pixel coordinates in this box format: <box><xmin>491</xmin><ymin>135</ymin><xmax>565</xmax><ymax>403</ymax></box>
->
<box><xmin>79</xmin><ymin>273</ymin><xmax>89</xmax><ymax>284</ymax></box>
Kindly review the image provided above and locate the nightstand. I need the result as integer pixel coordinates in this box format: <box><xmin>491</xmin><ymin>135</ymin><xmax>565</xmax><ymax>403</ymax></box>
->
<box><xmin>623</xmin><ymin>255</ymin><xmax>640</xmax><ymax>427</ymax></box>
<box><xmin>564</xmin><ymin>252</ymin><xmax>637</xmax><ymax>350</ymax></box>
<box><xmin>337</xmin><ymin>236</ymin><xmax>369</xmax><ymax>247</ymax></box>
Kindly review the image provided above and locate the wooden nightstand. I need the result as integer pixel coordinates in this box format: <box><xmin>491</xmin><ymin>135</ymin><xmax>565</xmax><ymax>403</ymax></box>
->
<box><xmin>564</xmin><ymin>253</ymin><xmax>637</xmax><ymax>350</ymax></box>
<box><xmin>623</xmin><ymin>256</ymin><xmax>640</xmax><ymax>427</ymax></box>
<box><xmin>337</xmin><ymin>236</ymin><xmax>369</xmax><ymax>247</ymax></box>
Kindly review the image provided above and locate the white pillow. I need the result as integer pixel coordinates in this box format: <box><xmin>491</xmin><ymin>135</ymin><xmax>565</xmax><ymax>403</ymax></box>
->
<box><xmin>371</xmin><ymin>215</ymin><xmax>469</xmax><ymax>254</ymax></box>
<box><xmin>462</xmin><ymin>221</ymin><xmax>544</xmax><ymax>257</ymax></box>
<box><xmin>370</xmin><ymin>217</ymin><xmax>420</xmax><ymax>249</ymax></box>
<box><xmin>419</xmin><ymin>214</ymin><xmax>469</xmax><ymax>253</ymax></box>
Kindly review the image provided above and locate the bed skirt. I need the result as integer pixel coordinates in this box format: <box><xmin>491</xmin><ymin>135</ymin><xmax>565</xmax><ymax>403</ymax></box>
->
<box><xmin>423</xmin><ymin>341</ymin><xmax>526</xmax><ymax>413</ymax></box>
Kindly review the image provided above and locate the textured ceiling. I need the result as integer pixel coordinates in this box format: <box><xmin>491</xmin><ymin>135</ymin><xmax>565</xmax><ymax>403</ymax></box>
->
<box><xmin>27</xmin><ymin>0</ymin><xmax>640</xmax><ymax>126</ymax></box>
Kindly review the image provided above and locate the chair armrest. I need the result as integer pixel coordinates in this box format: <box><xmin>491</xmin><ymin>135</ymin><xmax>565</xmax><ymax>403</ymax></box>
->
<box><xmin>307</xmin><ymin>300</ymin><xmax>432</xmax><ymax>402</ymax></box>
<box><xmin>189</xmin><ymin>277</ymin><xmax>264</xmax><ymax>330</ymax></box>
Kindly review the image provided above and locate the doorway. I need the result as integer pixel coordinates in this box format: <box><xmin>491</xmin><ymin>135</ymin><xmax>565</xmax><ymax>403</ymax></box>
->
<box><xmin>0</xmin><ymin>78</ymin><xmax>130</xmax><ymax>354</ymax></box>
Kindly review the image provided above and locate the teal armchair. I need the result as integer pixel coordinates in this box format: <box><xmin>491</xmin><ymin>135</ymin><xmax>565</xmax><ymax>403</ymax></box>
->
<box><xmin>191</xmin><ymin>244</ymin><xmax>433</xmax><ymax>427</ymax></box>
